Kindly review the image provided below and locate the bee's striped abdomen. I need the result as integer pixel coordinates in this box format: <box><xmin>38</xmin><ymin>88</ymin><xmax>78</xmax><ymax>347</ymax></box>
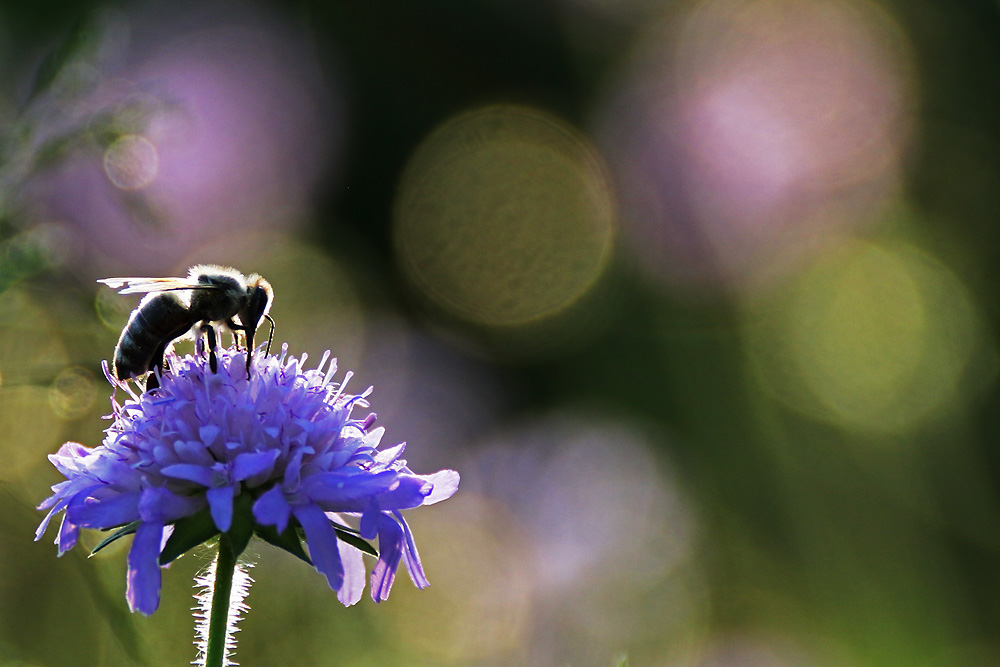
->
<box><xmin>113</xmin><ymin>293</ymin><xmax>195</xmax><ymax>380</ymax></box>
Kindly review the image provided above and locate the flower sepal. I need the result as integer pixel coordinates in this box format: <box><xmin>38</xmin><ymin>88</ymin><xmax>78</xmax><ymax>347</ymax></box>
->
<box><xmin>331</xmin><ymin>523</ymin><xmax>379</xmax><ymax>559</ymax></box>
<box><xmin>226</xmin><ymin>493</ymin><xmax>255</xmax><ymax>561</ymax></box>
<box><xmin>253</xmin><ymin>522</ymin><xmax>313</xmax><ymax>565</ymax></box>
<box><xmin>153</xmin><ymin>488</ymin><xmax>380</xmax><ymax>571</ymax></box>
<box><xmin>159</xmin><ymin>507</ymin><xmax>221</xmax><ymax>566</ymax></box>
<box><xmin>253</xmin><ymin>514</ymin><xmax>378</xmax><ymax>565</ymax></box>
<box><xmin>157</xmin><ymin>493</ymin><xmax>254</xmax><ymax>566</ymax></box>
<box><xmin>90</xmin><ymin>520</ymin><xmax>141</xmax><ymax>557</ymax></box>
<box><xmin>156</xmin><ymin>493</ymin><xmax>271</xmax><ymax>565</ymax></box>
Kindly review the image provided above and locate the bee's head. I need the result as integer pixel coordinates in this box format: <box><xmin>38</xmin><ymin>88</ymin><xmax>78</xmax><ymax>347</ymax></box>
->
<box><xmin>238</xmin><ymin>275</ymin><xmax>274</xmax><ymax>369</ymax></box>
<box><xmin>240</xmin><ymin>275</ymin><xmax>273</xmax><ymax>329</ymax></box>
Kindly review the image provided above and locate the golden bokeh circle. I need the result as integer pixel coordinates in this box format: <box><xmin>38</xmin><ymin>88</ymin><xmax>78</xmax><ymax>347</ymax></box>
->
<box><xmin>745</xmin><ymin>237</ymin><xmax>990</xmax><ymax>435</ymax></box>
<box><xmin>394</xmin><ymin>105</ymin><xmax>615</xmax><ymax>326</ymax></box>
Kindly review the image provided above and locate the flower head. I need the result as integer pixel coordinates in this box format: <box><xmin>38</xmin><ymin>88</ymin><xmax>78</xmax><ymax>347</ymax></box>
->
<box><xmin>36</xmin><ymin>344</ymin><xmax>459</xmax><ymax>614</ymax></box>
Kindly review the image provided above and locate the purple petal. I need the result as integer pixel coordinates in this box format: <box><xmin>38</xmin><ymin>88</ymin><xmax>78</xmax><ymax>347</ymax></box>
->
<box><xmin>336</xmin><ymin>536</ymin><xmax>366</xmax><ymax>607</ymax></box>
<box><xmin>37</xmin><ymin>479</ymin><xmax>74</xmax><ymax>511</ymax></box>
<box><xmin>175</xmin><ymin>439</ymin><xmax>215</xmax><ymax>466</ymax></box>
<box><xmin>47</xmin><ymin>442</ymin><xmax>94</xmax><ymax>476</ymax></box>
<box><xmin>35</xmin><ymin>506</ymin><xmax>60</xmax><ymax>541</ymax></box>
<box><xmin>160</xmin><ymin>463</ymin><xmax>215</xmax><ymax>487</ymax></box>
<box><xmin>359</xmin><ymin>500</ymin><xmax>381</xmax><ymax>540</ymax></box>
<box><xmin>294</xmin><ymin>503</ymin><xmax>343</xmax><ymax>592</ymax></box>
<box><xmin>370</xmin><ymin>514</ymin><xmax>404</xmax><ymax>603</ymax></box>
<box><xmin>282</xmin><ymin>446</ymin><xmax>314</xmax><ymax>490</ymax></box>
<box><xmin>67</xmin><ymin>490</ymin><xmax>141</xmax><ymax>529</ymax></box>
<box><xmin>232</xmin><ymin>450</ymin><xmax>280</xmax><ymax>482</ymax></box>
<box><xmin>207</xmin><ymin>485</ymin><xmax>235</xmax><ymax>532</ymax></box>
<box><xmin>35</xmin><ymin>491</ymin><xmax>77</xmax><ymax>539</ymax></box>
<box><xmin>127</xmin><ymin>522</ymin><xmax>165</xmax><ymax>615</ymax></box>
<box><xmin>361</xmin><ymin>425</ymin><xmax>385</xmax><ymax>449</ymax></box>
<box><xmin>56</xmin><ymin>514</ymin><xmax>80</xmax><ymax>554</ymax></box>
<box><xmin>394</xmin><ymin>510</ymin><xmax>428</xmax><ymax>589</ymax></box>
<box><xmin>373</xmin><ymin>475</ymin><xmax>434</xmax><ymax>510</ymax></box>
<box><xmin>138</xmin><ymin>485</ymin><xmax>206</xmax><ymax>523</ymax></box>
<box><xmin>253</xmin><ymin>486</ymin><xmax>292</xmax><ymax>534</ymax></box>
<box><xmin>373</xmin><ymin>442</ymin><xmax>406</xmax><ymax>465</ymax></box>
<box><xmin>423</xmin><ymin>470</ymin><xmax>460</xmax><ymax>505</ymax></box>
<box><xmin>199</xmin><ymin>424</ymin><xmax>222</xmax><ymax>447</ymax></box>
<box><xmin>301</xmin><ymin>470</ymin><xmax>398</xmax><ymax>505</ymax></box>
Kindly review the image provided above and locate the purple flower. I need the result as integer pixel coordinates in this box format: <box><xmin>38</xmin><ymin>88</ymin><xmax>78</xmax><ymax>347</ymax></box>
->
<box><xmin>36</xmin><ymin>344</ymin><xmax>459</xmax><ymax>615</ymax></box>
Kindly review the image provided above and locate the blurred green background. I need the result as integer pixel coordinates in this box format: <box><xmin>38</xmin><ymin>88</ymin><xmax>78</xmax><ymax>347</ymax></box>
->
<box><xmin>1</xmin><ymin>0</ymin><xmax>1000</xmax><ymax>665</ymax></box>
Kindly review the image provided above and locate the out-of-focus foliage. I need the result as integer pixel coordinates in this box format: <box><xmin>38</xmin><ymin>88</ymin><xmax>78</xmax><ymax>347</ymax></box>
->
<box><xmin>2</xmin><ymin>0</ymin><xmax>1000</xmax><ymax>665</ymax></box>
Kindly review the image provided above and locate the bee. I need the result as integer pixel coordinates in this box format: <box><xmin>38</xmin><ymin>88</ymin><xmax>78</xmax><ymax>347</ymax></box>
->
<box><xmin>98</xmin><ymin>265</ymin><xmax>274</xmax><ymax>389</ymax></box>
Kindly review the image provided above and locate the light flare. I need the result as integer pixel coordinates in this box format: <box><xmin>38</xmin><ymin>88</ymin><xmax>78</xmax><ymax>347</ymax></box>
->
<box><xmin>596</xmin><ymin>0</ymin><xmax>915</xmax><ymax>293</ymax></box>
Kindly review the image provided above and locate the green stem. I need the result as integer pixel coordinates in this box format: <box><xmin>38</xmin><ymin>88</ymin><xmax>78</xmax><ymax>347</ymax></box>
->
<box><xmin>205</xmin><ymin>534</ymin><xmax>237</xmax><ymax>667</ymax></box>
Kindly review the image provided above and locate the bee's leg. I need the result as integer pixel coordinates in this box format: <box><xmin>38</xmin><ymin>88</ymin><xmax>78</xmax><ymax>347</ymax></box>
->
<box><xmin>201</xmin><ymin>324</ymin><xmax>219</xmax><ymax>373</ymax></box>
<box><xmin>226</xmin><ymin>318</ymin><xmax>245</xmax><ymax>347</ymax></box>
<box><xmin>194</xmin><ymin>330</ymin><xmax>205</xmax><ymax>358</ymax></box>
<box><xmin>227</xmin><ymin>318</ymin><xmax>254</xmax><ymax>379</ymax></box>
<box><xmin>146</xmin><ymin>342</ymin><xmax>169</xmax><ymax>392</ymax></box>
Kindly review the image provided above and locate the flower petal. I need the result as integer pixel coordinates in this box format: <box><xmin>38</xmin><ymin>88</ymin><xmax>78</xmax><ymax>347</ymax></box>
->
<box><xmin>294</xmin><ymin>503</ymin><xmax>344</xmax><ymax>593</ymax></box>
<box><xmin>374</xmin><ymin>442</ymin><xmax>406</xmax><ymax>465</ymax></box>
<box><xmin>253</xmin><ymin>486</ymin><xmax>292</xmax><ymax>534</ymax></box>
<box><xmin>373</xmin><ymin>475</ymin><xmax>433</xmax><ymax>510</ymax></box>
<box><xmin>359</xmin><ymin>500</ymin><xmax>381</xmax><ymax>540</ymax></box>
<box><xmin>301</xmin><ymin>470</ymin><xmax>398</xmax><ymax>505</ymax></box>
<box><xmin>138</xmin><ymin>485</ymin><xmax>206</xmax><ymax>523</ymax></box>
<box><xmin>56</xmin><ymin>513</ymin><xmax>80</xmax><ymax>554</ymax></box>
<box><xmin>68</xmin><ymin>489</ymin><xmax>141</xmax><ymax>529</ymax></box>
<box><xmin>232</xmin><ymin>449</ymin><xmax>281</xmax><ymax>482</ymax></box>
<box><xmin>127</xmin><ymin>522</ymin><xmax>165</xmax><ymax>615</ymax></box>
<box><xmin>47</xmin><ymin>442</ymin><xmax>94</xmax><ymax>476</ymax></box>
<box><xmin>394</xmin><ymin>510</ymin><xmax>428</xmax><ymax>589</ymax></box>
<box><xmin>160</xmin><ymin>463</ymin><xmax>215</xmax><ymax>487</ymax></box>
<box><xmin>336</xmin><ymin>535</ymin><xmax>366</xmax><ymax>607</ymax></box>
<box><xmin>199</xmin><ymin>424</ymin><xmax>222</xmax><ymax>448</ymax></box>
<box><xmin>370</xmin><ymin>514</ymin><xmax>404</xmax><ymax>603</ymax></box>
<box><xmin>35</xmin><ymin>505</ymin><xmax>61</xmax><ymax>541</ymax></box>
<box><xmin>423</xmin><ymin>470</ymin><xmax>461</xmax><ymax>505</ymax></box>
<box><xmin>175</xmin><ymin>439</ymin><xmax>215</xmax><ymax>466</ymax></box>
<box><xmin>207</xmin><ymin>485</ymin><xmax>236</xmax><ymax>532</ymax></box>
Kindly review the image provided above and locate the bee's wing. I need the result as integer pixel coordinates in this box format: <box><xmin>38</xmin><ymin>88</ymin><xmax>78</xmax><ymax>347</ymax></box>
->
<box><xmin>97</xmin><ymin>276</ymin><xmax>217</xmax><ymax>295</ymax></box>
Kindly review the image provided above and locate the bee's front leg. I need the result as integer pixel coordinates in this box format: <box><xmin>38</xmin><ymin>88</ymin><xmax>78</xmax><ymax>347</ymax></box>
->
<box><xmin>146</xmin><ymin>341</ymin><xmax>169</xmax><ymax>392</ymax></box>
<box><xmin>201</xmin><ymin>324</ymin><xmax>219</xmax><ymax>373</ymax></box>
<box><xmin>227</xmin><ymin>318</ymin><xmax>254</xmax><ymax>380</ymax></box>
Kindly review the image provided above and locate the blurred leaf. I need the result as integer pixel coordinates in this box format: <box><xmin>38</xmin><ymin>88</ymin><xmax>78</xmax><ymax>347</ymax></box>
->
<box><xmin>0</xmin><ymin>229</ymin><xmax>54</xmax><ymax>295</ymax></box>
<box><xmin>26</xmin><ymin>11</ymin><xmax>102</xmax><ymax>104</ymax></box>
<box><xmin>28</xmin><ymin>128</ymin><xmax>90</xmax><ymax>171</ymax></box>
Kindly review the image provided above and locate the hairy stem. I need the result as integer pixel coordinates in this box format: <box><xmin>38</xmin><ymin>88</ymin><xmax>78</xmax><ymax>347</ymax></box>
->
<box><xmin>205</xmin><ymin>534</ymin><xmax>237</xmax><ymax>667</ymax></box>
